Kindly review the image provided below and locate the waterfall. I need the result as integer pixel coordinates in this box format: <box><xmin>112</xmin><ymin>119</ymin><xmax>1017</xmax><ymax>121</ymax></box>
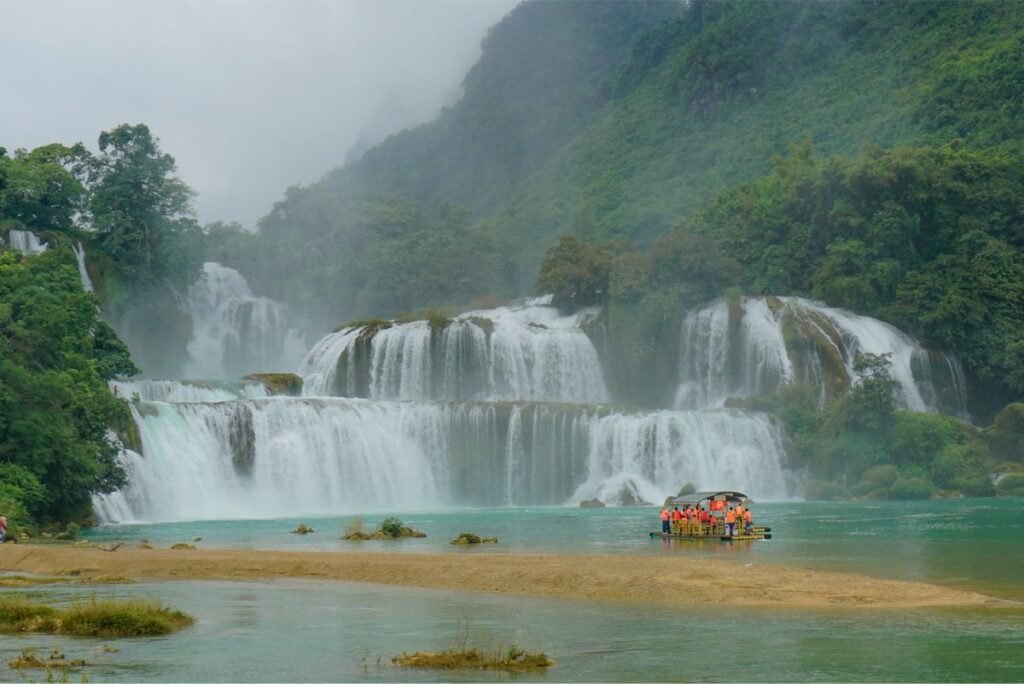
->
<box><xmin>298</xmin><ymin>297</ymin><xmax>608</xmax><ymax>403</ymax></box>
<box><xmin>7</xmin><ymin>229</ymin><xmax>48</xmax><ymax>255</ymax></box>
<box><xmin>73</xmin><ymin>242</ymin><xmax>94</xmax><ymax>292</ymax></box>
<box><xmin>92</xmin><ymin>398</ymin><xmax>795</xmax><ymax>523</ymax></box>
<box><xmin>675</xmin><ymin>296</ymin><xmax>969</xmax><ymax>416</ymax></box>
<box><xmin>109</xmin><ymin>379</ymin><xmax>268</xmax><ymax>403</ymax></box>
<box><xmin>184</xmin><ymin>262</ymin><xmax>308</xmax><ymax>379</ymax></box>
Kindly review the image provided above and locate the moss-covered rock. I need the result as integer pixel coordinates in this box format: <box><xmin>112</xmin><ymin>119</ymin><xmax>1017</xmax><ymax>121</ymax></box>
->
<box><xmin>987</xmin><ymin>402</ymin><xmax>1024</xmax><ymax>461</ymax></box>
<box><xmin>805</xmin><ymin>481</ymin><xmax>848</xmax><ymax>501</ymax></box>
<box><xmin>333</xmin><ymin>318</ymin><xmax>393</xmax><ymax>334</ymax></box>
<box><xmin>291</xmin><ymin>523</ymin><xmax>314</xmax><ymax>535</ymax></box>
<box><xmin>242</xmin><ymin>373</ymin><xmax>303</xmax><ymax>397</ymax></box>
<box><xmin>579</xmin><ymin>498</ymin><xmax>606</xmax><ymax>508</ymax></box>
<box><xmin>888</xmin><ymin>477</ymin><xmax>935</xmax><ymax>500</ymax></box>
<box><xmin>996</xmin><ymin>472</ymin><xmax>1024</xmax><ymax>496</ymax></box>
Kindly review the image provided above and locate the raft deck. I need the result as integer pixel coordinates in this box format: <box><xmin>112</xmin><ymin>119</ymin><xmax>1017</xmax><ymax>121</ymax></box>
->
<box><xmin>650</xmin><ymin>529</ymin><xmax>772</xmax><ymax>542</ymax></box>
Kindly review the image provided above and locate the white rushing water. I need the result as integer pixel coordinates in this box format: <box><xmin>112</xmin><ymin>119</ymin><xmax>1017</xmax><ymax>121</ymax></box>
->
<box><xmin>73</xmin><ymin>242</ymin><xmax>94</xmax><ymax>292</ymax></box>
<box><xmin>7</xmin><ymin>229</ymin><xmax>48</xmax><ymax>255</ymax></box>
<box><xmin>298</xmin><ymin>297</ymin><xmax>608</xmax><ymax>403</ymax></box>
<box><xmin>675</xmin><ymin>296</ymin><xmax>970</xmax><ymax>417</ymax></box>
<box><xmin>92</xmin><ymin>398</ymin><xmax>795</xmax><ymax>523</ymax></box>
<box><xmin>109</xmin><ymin>379</ymin><xmax>269</xmax><ymax>403</ymax></box>
<box><xmin>184</xmin><ymin>262</ymin><xmax>308</xmax><ymax>379</ymax></box>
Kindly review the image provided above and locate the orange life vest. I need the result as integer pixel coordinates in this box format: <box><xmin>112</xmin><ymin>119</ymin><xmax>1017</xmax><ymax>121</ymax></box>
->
<box><xmin>725</xmin><ymin>510</ymin><xmax>736</xmax><ymax>523</ymax></box>
<box><xmin>660</xmin><ymin>509</ymin><xmax>670</xmax><ymax>521</ymax></box>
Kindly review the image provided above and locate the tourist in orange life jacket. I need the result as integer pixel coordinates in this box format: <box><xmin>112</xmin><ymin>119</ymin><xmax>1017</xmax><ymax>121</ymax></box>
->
<box><xmin>672</xmin><ymin>506</ymin><xmax>683</xmax><ymax>533</ymax></box>
<box><xmin>660</xmin><ymin>506</ymin><xmax>670</xmax><ymax>534</ymax></box>
<box><xmin>725</xmin><ymin>507</ymin><xmax>737</xmax><ymax>536</ymax></box>
<box><xmin>744</xmin><ymin>507</ymin><xmax>753</xmax><ymax>532</ymax></box>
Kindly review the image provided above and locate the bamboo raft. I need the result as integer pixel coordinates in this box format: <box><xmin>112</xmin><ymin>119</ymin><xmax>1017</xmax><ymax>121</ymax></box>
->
<box><xmin>652</xmin><ymin>490</ymin><xmax>772</xmax><ymax>542</ymax></box>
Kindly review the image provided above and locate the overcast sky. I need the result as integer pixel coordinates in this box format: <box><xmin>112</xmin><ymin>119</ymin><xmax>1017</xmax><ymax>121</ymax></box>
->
<box><xmin>1</xmin><ymin>0</ymin><xmax>517</xmax><ymax>228</ymax></box>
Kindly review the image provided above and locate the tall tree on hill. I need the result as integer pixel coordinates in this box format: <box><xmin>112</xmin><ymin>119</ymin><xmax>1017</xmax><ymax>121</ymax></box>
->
<box><xmin>87</xmin><ymin>124</ymin><xmax>201</xmax><ymax>290</ymax></box>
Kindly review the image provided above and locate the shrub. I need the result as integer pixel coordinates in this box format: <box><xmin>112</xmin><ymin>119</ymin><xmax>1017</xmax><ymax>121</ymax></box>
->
<box><xmin>805</xmin><ymin>481</ymin><xmax>848</xmax><ymax>501</ymax></box>
<box><xmin>55</xmin><ymin>522</ymin><xmax>79</xmax><ymax>540</ymax></box>
<box><xmin>888</xmin><ymin>477</ymin><xmax>935</xmax><ymax>500</ymax></box>
<box><xmin>957</xmin><ymin>475</ymin><xmax>996</xmax><ymax>497</ymax></box>
<box><xmin>888</xmin><ymin>412</ymin><xmax>972</xmax><ymax>467</ymax></box>
<box><xmin>860</xmin><ymin>465</ymin><xmax>899</xmax><ymax>491</ymax></box>
<box><xmin>996</xmin><ymin>473</ymin><xmax>1024</xmax><ymax>496</ymax></box>
<box><xmin>380</xmin><ymin>517</ymin><xmax>404</xmax><ymax>537</ymax></box>
<box><xmin>58</xmin><ymin>600</ymin><xmax>194</xmax><ymax>637</ymax></box>
<box><xmin>0</xmin><ymin>598</ymin><xmax>193</xmax><ymax>637</ymax></box>
<box><xmin>535</xmin><ymin>235</ymin><xmax>611</xmax><ymax>311</ymax></box>
<box><xmin>931</xmin><ymin>442</ymin><xmax>993</xmax><ymax>492</ymax></box>
<box><xmin>988</xmin><ymin>403</ymin><xmax>1024</xmax><ymax>461</ymax></box>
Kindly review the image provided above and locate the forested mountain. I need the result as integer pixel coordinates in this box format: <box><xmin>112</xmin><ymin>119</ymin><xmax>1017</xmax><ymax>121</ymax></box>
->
<box><xmin>224</xmin><ymin>0</ymin><xmax>1024</xmax><ymax>322</ymax></box>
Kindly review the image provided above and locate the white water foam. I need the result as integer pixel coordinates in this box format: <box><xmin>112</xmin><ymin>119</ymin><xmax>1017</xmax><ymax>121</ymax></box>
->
<box><xmin>92</xmin><ymin>398</ymin><xmax>795</xmax><ymax>523</ymax></box>
<box><xmin>675</xmin><ymin>296</ymin><xmax>969</xmax><ymax>416</ymax></box>
<box><xmin>299</xmin><ymin>297</ymin><xmax>607</xmax><ymax>403</ymax></box>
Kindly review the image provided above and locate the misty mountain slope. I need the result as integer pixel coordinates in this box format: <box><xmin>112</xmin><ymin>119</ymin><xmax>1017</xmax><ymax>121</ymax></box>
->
<box><xmin>248</xmin><ymin>0</ymin><xmax>1024</xmax><ymax>319</ymax></box>
<box><xmin>317</xmin><ymin>0</ymin><xmax>679</xmax><ymax>215</ymax></box>
<box><xmin>496</xmin><ymin>0</ymin><xmax>1024</xmax><ymax>257</ymax></box>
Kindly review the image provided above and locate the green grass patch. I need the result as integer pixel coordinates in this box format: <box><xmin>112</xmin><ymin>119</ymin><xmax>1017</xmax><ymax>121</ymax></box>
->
<box><xmin>393</xmin><ymin>646</ymin><xmax>552</xmax><ymax>673</ymax></box>
<box><xmin>393</xmin><ymin>625</ymin><xmax>552</xmax><ymax>673</ymax></box>
<box><xmin>0</xmin><ymin>597</ymin><xmax>193</xmax><ymax>637</ymax></box>
<box><xmin>0</xmin><ymin>574</ymin><xmax>133</xmax><ymax>588</ymax></box>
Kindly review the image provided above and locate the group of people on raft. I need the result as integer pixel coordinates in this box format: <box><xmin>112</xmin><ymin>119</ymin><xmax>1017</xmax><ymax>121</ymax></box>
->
<box><xmin>659</xmin><ymin>502</ymin><xmax>752</xmax><ymax>537</ymax></box>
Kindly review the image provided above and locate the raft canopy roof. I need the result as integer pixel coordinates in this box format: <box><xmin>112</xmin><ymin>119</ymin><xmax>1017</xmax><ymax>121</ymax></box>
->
<box><xmin>669</xmin><ymin>491</ymin><xmax>750</xmax><ymax>507</ymax></box>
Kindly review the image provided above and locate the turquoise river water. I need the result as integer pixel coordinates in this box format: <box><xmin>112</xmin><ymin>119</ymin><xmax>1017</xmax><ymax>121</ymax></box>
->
<box><xmin>2</xmin><ymin>499</ymin><xmax>1023</xmax><ymax>682</ymax></box>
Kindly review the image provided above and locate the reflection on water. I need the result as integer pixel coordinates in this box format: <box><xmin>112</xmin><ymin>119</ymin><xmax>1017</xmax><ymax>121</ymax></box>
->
<box><xmin>0</xmin><ymin>579</ymin><xmax>1021</xmax><ymax>683</ymax></box>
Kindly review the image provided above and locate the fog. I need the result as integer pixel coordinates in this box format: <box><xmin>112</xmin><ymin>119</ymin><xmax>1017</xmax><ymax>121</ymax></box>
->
<box><xmin>0</xmin><ymin>0</ymin><xmax>517</xmax><ymax>227</ymax></box>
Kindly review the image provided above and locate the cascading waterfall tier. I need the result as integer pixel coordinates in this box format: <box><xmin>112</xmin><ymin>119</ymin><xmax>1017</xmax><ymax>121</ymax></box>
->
<box><xmin>92</xmin><ymin>397</ymin><xmax>795</xmax><ymax>523</ymax></box>
<box><xmin>675</xmin><ymin>296</ymin><xmax>970</xmax><ymax>418</ymax></box>
<box><xmin>5</xmin><ymin>229</ymin><xmax>49</xmax><ymax>255</ymax></box>
<box><xmin>109</xmin><ymin>379</ymin><xmax>268</xmax><ymax>403</ymax></box>
<box><xmin>184</xmin><ymin>262</ymin><xmax>308</xmax><ymax>379</ymax></box>
<box><xmin>298</xmin><ymin>297</ymin><xmax>608</xmax><ymax>403</ymax></box>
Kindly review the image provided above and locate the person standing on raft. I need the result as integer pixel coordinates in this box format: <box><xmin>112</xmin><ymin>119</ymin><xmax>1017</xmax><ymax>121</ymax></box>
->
<box><xmin>725</xmin><ymin>507</ymin><xmax>737</xmax><ymax>536</ymax></box>
<box><xmin>660</xmin><ymin>506</ymin><xmax>670</xmax><ymax>534</ymax></box>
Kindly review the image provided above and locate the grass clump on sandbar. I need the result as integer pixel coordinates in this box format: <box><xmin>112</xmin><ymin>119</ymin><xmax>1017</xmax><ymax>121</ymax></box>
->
<box><xmin>342</xmin><ymin>516</ymin><xmax>426</xmax><ymax>540</ymax></box>
<box><xmin>393</xmin><ymin>627</ymin><xmax>552</xmax><ymax>673</ymax></box>
<box><xmin>393</xmin><ymin>645</ymin><xmax>552</xmax><ymax>673</ymax></box>
<box><xmin>0</xmin><ymin>597</ymin><xmax>194</xmax><ymax>637</ymax></box>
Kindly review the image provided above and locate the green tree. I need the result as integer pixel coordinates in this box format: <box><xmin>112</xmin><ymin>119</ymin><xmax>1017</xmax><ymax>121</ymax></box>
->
<box><xmin>0</xmin><ymin>248</ymin><xmax>136</xmax><ymax>523</ymax></box>
<box><xmin>0</xmin><ymin>143</ymin><xmax>89</xmax><ymax>233</ymax></box>
<box><xmin>534</xmin><ymin>235</ymin><xmax>611</xmax><ymax>311</ymax></box>
<box><xmin>87</xmin><ymin>124</ymin><xmax>201</xmax><ymax>290</ymax></box>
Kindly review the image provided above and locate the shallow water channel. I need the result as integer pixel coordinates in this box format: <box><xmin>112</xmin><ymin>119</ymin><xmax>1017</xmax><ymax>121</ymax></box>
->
<box><xmin>1</xmin><ymin>499</ymin><xmax>1021</xmax><ymax>682</ymax></box>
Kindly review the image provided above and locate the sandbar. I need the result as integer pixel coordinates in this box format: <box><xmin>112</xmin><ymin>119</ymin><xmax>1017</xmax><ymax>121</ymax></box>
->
<box><xmin>0</xmin><ymin>545</ymin><xmax>992</xmax><ymax>609</ymax></box>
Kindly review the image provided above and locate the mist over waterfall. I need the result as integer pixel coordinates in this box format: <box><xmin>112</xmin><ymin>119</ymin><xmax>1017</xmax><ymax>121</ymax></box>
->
<box><xmin>675</xmin><ymin>297</ymin><xmax>970</xmax><ymax>418</ymax></box>
<box><xmin>184</xmin><ymin>263</ymin><xmax>308</xmax><ymax>379</ymax></box>
<box><xmin>99</xmin><ymin>286</ymin><xmax>973</xmax><ymax>523</ymax></box>
<box><xmin>93</xmin><ymin>397</ymin><xmax>792</xmax><ymax>523</ymax></box>
<box><xmin>299</xmin><ymin>297</ymin><xmax>608</xmax><ymax>403</ymax></box>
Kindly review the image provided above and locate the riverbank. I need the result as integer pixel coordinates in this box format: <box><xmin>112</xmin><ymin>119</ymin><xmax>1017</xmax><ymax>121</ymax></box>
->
<box><xmin>0</xmin><ymin>545</ymin><xmax>994</xmax><ymax>609</ymax></box>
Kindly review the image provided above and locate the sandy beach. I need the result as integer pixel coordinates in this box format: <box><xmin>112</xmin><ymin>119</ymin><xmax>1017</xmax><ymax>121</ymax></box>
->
<box><xmin>0</xmin><ymin>544</ymin><xmax>993</xmax><ymax>609</ymax></box>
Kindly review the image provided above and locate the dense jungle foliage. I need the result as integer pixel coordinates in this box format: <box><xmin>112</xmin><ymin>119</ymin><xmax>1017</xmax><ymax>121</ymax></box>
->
<box><xmin>0</xmin><ymin>249</ymin><xmax>137</xmax><ymax>529</ymax></box>
<box><xmin>221</xmin><ymin>0</ymin><xmax>1024</xmax><ymax>322</ymax></box>
<box><xmin>0</xmin><ymin>123</ymin><xmax>196</xmax><ymax>530</ymax></box>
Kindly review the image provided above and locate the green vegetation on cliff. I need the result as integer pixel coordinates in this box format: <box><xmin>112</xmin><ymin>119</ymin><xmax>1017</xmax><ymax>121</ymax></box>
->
<box><xmin>0</xmin><ymin>248</ymin><xmax>137</xmax><ymax>527</ymax></box>
<box><xmin>220</xmin><ymin>0</ymin><xmax>1024</xmax><ymax>326</ymax></box>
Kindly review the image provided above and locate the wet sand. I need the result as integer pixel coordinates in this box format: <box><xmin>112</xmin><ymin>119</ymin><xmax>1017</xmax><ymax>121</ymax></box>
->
<box><xmin>0</xmin><ymin>544</ymin><xmax>992</xmax><ymax>609</ymax></box>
